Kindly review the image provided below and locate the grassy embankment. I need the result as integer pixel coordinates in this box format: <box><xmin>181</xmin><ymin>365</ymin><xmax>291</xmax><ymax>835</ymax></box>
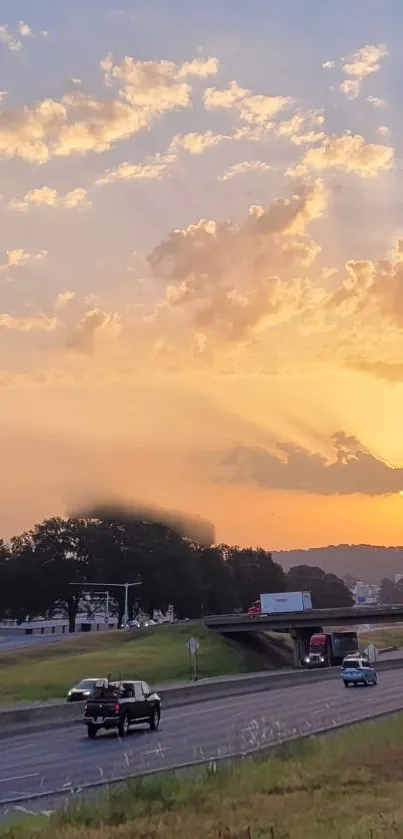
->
<box><xmin>0</xmin><ymin>623</ymin><xmax>401</xmax><ymax>706</ymax></box>
<box><xmin>0</xmin><ymin>624</ymin><xmax>263</xmax><ymax>705</ymax></box>
<box><xmin>4</xmin><ymin>712</ymin><xmax>403</xmax><ymax>838</ymax></box>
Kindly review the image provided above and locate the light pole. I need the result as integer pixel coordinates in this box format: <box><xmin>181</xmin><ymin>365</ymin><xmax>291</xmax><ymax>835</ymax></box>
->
<box><xmin>69</xmin><ymin>580</ymin><xmax>142</xmax><ymax>628</ymax></box>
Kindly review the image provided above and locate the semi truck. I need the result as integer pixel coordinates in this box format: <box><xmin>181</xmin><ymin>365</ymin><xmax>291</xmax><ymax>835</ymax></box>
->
<box><xmin>305</xmin><ymin>631</ymin><xmax>358</xmax><ymax>668</ymax></box>
<box><xmin>247</xmin><ymin>591</ymin><xmax>312</xmax><ymax>616</ymax></box>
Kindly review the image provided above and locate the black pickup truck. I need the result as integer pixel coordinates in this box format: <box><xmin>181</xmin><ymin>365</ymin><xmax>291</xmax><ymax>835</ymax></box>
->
<box><xmin>83</xmin><ymin>679</ymin><xmax>161</xmax><ymax>738</ymax></box>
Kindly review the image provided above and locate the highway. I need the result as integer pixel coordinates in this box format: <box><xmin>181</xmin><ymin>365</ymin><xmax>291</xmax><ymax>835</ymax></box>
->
<box><xmin>1</xmin><ymin>667</ymin><xmax>403</xmax><ymax>820</ymax></box>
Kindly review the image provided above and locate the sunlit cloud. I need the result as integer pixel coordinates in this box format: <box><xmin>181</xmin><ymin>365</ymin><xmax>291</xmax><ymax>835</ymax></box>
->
<box><xmin>219</xmin><ymin>160</ymin><xmax>271</xmax><ymax>181</ymax></box>
<box><xmin>288</xmin><ymin>132</ymin><xmax>394</xmax><ymax>178</ymax></box>
<box><xmin>10</xmin><ymin>187</ymin><xmax>89</xmax><ymax>210</ymax></box>
<box><xmin>0</xmin><ymin>248</ymin><xmax>48</xmax><ymax>269</ymax></box>
<box><xmin>95</xmin><ymin>154</ymin><xmax>176</xmax><ymax>185</ymax></box>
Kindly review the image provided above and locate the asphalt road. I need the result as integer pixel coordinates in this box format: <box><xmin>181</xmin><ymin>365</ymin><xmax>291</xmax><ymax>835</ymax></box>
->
<box><xmin>1</xmin><ymin>666</ymin><xmax>403</xmax><ymax>820</ymax></box>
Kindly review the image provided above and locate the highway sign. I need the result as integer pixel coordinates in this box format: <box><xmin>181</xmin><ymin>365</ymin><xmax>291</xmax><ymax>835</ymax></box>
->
<box><xmin>365</xmin><ymin>643</ymin><xmax>378</xmax><ymax>663</ymax></box>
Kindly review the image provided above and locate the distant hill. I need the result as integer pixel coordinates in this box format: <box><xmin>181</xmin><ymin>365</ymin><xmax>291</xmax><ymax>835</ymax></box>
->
<box><xmin>273</xmin><ymin>545</ymin><xmax>403</xmax><ymax>585</ymax></box>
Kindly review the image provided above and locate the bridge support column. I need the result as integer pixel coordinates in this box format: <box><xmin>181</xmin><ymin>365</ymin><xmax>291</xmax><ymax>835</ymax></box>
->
<box><xmin>290</xmin><ymin>626</ymin><xmax>323</xmax><ymax>667</ymax></box>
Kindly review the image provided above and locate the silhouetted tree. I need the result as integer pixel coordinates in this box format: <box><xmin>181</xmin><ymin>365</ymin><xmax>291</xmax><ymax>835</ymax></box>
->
<box><xmin>379</xmin><ymin>577</ymin><xmax>403</xmax><ymax>604</ymax></box>
<box><xmin>287</xmin><ymin>565</ymin><xmax>353</xmax><ymax>608</ymax></box>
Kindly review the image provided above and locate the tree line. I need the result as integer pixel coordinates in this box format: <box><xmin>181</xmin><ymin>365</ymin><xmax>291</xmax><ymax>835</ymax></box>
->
<box><xmin>0</xmin><ymin>513</ymin><xmax>353</xmax><ymax>631</ymax></box>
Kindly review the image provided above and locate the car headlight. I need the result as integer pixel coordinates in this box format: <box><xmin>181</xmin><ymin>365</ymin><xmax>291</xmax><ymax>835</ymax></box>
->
<box><xmin>304</xmin><ymin>657</ymin><xmax>310</xmax><ymax>663</ymax></box>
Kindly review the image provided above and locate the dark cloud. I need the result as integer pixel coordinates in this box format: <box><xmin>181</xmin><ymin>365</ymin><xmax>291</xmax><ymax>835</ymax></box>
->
<box><xmin>70</xmin><ymin>500</ymin><xmax>215</xmax><ymax>546</ymax></box>
<box><xmin>346</xmin><ymin>358</ymin><xmax>403</xmax><ymax>383</ymax></box>
<box><xmin>221</xmin><ymin>430</ymin><xmax>403</xmax><ymax>496</ymax></box>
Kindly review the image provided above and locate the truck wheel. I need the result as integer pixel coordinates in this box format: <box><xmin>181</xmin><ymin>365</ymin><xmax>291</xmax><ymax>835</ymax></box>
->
<box><xmin>149</xmin><ymin>708</ymin><xmax>160</xmax><ymax>731</ymax></box>
<box><xmin>118</xmin><ymin>713</ymin><xmax>130</xmax><ymax>737</ymax></box>
<box><xmin>343</xmin><ymin>681</ymin><xmax>349</xmax><ymax>687</ymax></box>
<box><xmin>87</xmin><ymin>724</ymin><xmax>98</xmax><ymax>739</ymax></box>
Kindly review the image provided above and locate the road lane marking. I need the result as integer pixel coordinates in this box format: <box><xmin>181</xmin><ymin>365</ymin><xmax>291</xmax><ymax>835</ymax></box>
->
<box><xmin>0</xmin><ymin>773</ymin><xmax>39</xmax><ymax>784</ymax></box>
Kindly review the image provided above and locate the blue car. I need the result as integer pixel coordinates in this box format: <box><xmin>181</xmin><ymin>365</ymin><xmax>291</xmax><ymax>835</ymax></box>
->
<box><xmin>341</xmin><ymin>656</ymin><xmax>377</xmax><ymax>687</ymax></box>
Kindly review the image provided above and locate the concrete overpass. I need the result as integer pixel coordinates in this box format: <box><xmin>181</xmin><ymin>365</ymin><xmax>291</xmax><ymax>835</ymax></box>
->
<box><xmin>204</xmin><ymin>604</ymin><xmax>403</xmax><ymax>666</ymax></box>
<box><xmin>204</xmin><ymin>604</ymin><xmax>403</xmax><ymax>633</ymax></box>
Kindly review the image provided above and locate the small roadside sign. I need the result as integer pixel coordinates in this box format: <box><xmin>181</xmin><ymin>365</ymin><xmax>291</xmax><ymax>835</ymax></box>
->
<box><xmin>186</xmin><ymin>637</ymin><xmax>200</xmax><ymax>656</ymax></box>
<box><xmin>365</xmin><ymin>643</ymin><xmax>378</xmax><ymax>663</ymax></box>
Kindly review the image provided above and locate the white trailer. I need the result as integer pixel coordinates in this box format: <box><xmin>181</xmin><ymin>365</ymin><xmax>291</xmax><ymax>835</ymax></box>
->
<box><xmin>259</xmin><ymin>591</ymin><xmax>312</xmax><ymax>614</ymax></box>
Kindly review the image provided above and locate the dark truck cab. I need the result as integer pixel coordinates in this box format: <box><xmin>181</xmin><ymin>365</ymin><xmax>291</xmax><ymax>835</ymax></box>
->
<box><xmin>83</xmin><ymin>679</ymin><xmax>161</xmax><ymax>738</ymax></box>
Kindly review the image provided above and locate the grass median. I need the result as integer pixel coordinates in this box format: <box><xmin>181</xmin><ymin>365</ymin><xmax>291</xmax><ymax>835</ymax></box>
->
<box><xmin>0</xmin><ymin>625</ymin><xmax>260</xmax><ymax>705</ymax></box>
<box><xmin>3</xmin><ymin>712</ymin><xmax>403</xmax><ymax>838</ymax></box>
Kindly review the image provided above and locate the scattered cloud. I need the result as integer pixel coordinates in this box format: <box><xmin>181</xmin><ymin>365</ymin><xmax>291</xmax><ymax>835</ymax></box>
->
<box><xmin>288</xmin><ymin>132</ymin><xmax>394</xmax><ymax>178</ymax></box>
<box><xmin>0</xmin><ymin>52</ymin><xmax>219</xmax><ymax>164</ymax></box>
<box><xmin>170</xmin><ymin>130</ymin><xmax>232</xmax><ymax>155</ymax></box>
<box><xmin>219</xmin><ymin>160</ymin><xmax>271</xmax><ymax>182</ymax></box>
<box><xmin>0</xmin><ymin>21</ymin><xmax>46</xmax><ymax>53</ymax></box>
<box><xmin>10</xmin><ymin>186</ymin><xmax>89</xmax><ymax>210</ymax></box>
<box><xmin>325</xmin><ymin>240</ymin><xmax>403</xmax><ymax>330</ymax></box>
<box><xmin>0</xmin><ymin>312</ymin><xmax>57</xmax><ymax>332</ymax></box>
<box><xmin>55</xmin><ymin>291</ymin><xmax>75</xmax><ymax>310</ymax></box>
<box><xmin>203</xmin><ymin>80</ymin><xmax>291</xmax><ymax>130</ymax></box>
<box><xmin>222</xmin><ymin>431</ymin><xmax>403</xmax><ymax>496</ymax></box>
<box><xmin>95</xmin><ymin>153</ymin><xmax>175</xmax><ymax>185</ymax></box>
<box><xmin>149</xmin><ymin>180</ymin><xmax>326</xmax><ymax>346</ymax></box>
<box><xmin>367</xmin><ymin>95</ymin><xmax>387</xmax><ymax>108</ymax></box>
<box><xmin>340</xmin><ymin>43</ymin><xmax>388</xmax><ymax>99</ymax></box>
<box><xmin>0</xmin><ymin>248</ymin><xmax>48</xmax><ymax>270</ymax></box>
<box><xmin>66</xmin><ymin>309</ymin><xmax>122</xmax><ymax>354</ymax></box>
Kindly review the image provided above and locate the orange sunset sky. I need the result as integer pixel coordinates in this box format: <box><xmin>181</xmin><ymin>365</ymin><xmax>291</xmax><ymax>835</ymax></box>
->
<box><xmin>1</xmin><ymin>0</ymin><xmax>403</xmax><ymax>549</ymax></box>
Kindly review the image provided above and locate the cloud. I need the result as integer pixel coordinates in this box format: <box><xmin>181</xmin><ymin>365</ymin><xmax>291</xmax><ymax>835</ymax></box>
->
<box><xmin>326</xmin><ymin>240</ymin><xmax>403</xmax><ymax>329</ymax></box>
<box><xmin>219</xmin><ymin>160</ymin><xmax>271</xmax><ymax>181</ymax></box>
<box><xmin>0</xmin><ymin>24</ymin><xmax>22</xmax><ymax>52</ymax></box>
<box><xmin>203</xmin><ymin>80</ymin><xmax>291</xmax><ymax>129</ymax></box>
<box><xmin>0</xmin><ymin>312</ymin><xmax>57</xmax><ymax>332</ymax></box>
<box><xmin>66</xmin><ymin>308</ymin><xmax>122</xmax><ymax>354</ymax></box>
<box><xmin>10</xmin><ymin>186</ymin><xmax>89</xmax><ymax>210</ymax></box>
<box><xmin>345</xmin><ymin>359</ymin><xmax>403</xmax><ymax>383</ymax></box>
<box><xmin>342</xmin><ymin>43</ymin><xmax>388</xmax><ymax>80</ymax></box>
<box><xmin>0</xmin><ymin>248</ymin><xmax>48</xmax><ymax>270</ymax></box>
<box><xmin>149</xmin><ymin>180</ymin><xmax>326</xmax><ymax>345</ymax></box>
<box><xmin>170</xmin><ymin>130</ymin><xmax>233</xmax><ymax>155</ymax></box>
<box><xmin>222</xmin><ymin>431</ymin><xmax>403</xmax><ymax>496</ymax></box>
<box><xmin>288</xmin><ymin>132</ymin><xmax>394</xmax><ymax>178</ymax></box>
<box><xmin>367</xmin><ymin>95</ymin><xmax>387</xmax><ymax>108</ymax></box>
<box><xmin>55</xmin><ymin>290</ymin><xmax>75</xmax><ymax>310</ymax></box>
<box><xmin>0</xmin><ymin>52</ymin><xmax>219</xmax><ymax>164</ymax></box>
<box><xmin>0</xmin><ymin>21</ymin><xmax>46</xmax><ymax>53</ymax></box>
<box><xmin>71</xmin><ymin>500</ymin><xmax>215</xmax><ymax>546</ymax></box>
<box><xmin>339</xmin><ymin>79</ymin><xmax>361</xmax><ymax>100</ymax></box>
<box><xmin>95</xmin><ymin>153</ymin><xmax>175</xmax><ymax>185</ymax></box>
<box><xmin>340</xmin><ymin>43</ymin><xmax>388</xmax><ymax>99</ymax></box>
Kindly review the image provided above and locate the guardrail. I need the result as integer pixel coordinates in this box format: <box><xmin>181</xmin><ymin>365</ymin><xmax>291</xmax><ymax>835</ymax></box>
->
<box><xmin>1</xmin><ymin>656</ymin><xmax>402</xmax><ymax>739</ymax></box>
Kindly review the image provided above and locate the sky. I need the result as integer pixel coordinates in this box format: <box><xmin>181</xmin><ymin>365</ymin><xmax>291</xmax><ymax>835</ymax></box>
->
<box><xmin>1</xmin><ymin>0</ymin><xmax>403</xmax><ymax>550</ymax></box>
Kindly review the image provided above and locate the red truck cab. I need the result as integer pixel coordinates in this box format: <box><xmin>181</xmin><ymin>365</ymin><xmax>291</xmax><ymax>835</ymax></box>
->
<box><xmin>247</xmin><ymin>600</ymin><xmax>261</xmax><ymax>616</ymax></box>
<box><xmin>305</xmin><ymin>631</ymin><xmax>358</xmax><ymax>667</ymax></box>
